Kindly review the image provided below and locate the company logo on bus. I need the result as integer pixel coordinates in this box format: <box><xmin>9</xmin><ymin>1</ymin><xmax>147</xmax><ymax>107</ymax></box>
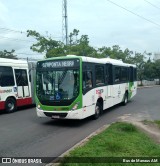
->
<box><xmin>0</xmin><ymin>89</ymin><xmax>12</xmax><ymax>93</ymax></box>
<box><xmin>96</xmin><ymin>89</ymin><xmax>104</xmax><ymax>97</ymax></box>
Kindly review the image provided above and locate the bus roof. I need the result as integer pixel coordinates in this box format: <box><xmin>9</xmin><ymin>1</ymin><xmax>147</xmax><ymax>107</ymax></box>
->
<box><xmin>0</xmin><ymin>58</ymin><xmax>28</xmax><ymax>67</ymax></box>
<box><xmin>67</xmin><ymin>55</ymin><xmax>136</xmax><ymax>68</ymax></box>
<box><xmin>37</xmin><ymin>55</ymin><xmax>136</xmax><ymax>68</ymax></box>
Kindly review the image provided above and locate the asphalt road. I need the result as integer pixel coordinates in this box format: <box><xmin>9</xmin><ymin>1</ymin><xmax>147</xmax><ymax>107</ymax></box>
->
<box><xmin>0</xmin><ymin>87</ymin><xmax>160</xmax><ymax>161</ymax></box>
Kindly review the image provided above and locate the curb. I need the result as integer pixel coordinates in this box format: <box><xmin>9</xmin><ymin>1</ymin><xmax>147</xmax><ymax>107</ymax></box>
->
<box><xmin>138</xmin><ymin>85</ymin><xmax>160</xmax><ymax>89</ymax></box>
<box><xmin>46</xmin><ymin>124</ymin><xmax>110</xmax><ymax>166</ymax></box>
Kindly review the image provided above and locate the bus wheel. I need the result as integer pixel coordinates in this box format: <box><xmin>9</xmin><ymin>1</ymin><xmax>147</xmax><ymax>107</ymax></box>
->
<box><xmin>122</xmin><ymin>92</ymin><xmax>128</xmax><ymax>106</ymax></box>
<box><xmin>5</xmin><ymin>98</ymin><xmax>16</xmax><ymax>113</ymax></box>
<box><xmin>93</xmin><ymin>103</ymin><xmax>101</xmax><ymax>120</ymax></box>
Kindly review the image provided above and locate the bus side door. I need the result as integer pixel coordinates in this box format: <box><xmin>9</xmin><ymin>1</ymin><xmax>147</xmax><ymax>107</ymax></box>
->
<box><xmin>14</xmin><ymin>69</ymin><xmax>30</xmax><ymax>99</ymax></box>
<box><xmin>105</xmin><ymin>64</ymin><xmax>113</xmax><ymax>108</ymax></box>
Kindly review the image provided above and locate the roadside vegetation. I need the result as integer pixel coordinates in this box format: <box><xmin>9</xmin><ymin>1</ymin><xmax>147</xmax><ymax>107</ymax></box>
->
<box><xmin>155</xmin><ymin>121</ymin><xmax>160</xmax><ymax>128</ymax></box>
<box><xmin>58</xmin><ymin>122</ymin><xmax>160</xmax><ymax>166</ymax></box>
<box><xmin>143</xmin><ymin>120</ymin><xmax>160</xmax><ymax>128</ymax></box>
<box><xmin>1</xmin><ymin>29</ymin><xmax>160</xmax><ymax>84</ymax></box>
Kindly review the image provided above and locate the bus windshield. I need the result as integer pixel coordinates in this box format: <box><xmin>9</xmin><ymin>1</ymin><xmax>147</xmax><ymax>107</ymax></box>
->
<box><xmin>36</xmin><ymin>69</ymin><xmax>80</xmax><ymax>106</ymax></box>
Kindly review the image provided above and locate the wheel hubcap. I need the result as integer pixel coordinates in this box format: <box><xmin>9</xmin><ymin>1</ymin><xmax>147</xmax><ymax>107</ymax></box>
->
<box><xmin>8</xmin><ymin>102</ymin><xmax>14</xmax><ymax>110</ymax></box>
<box><xmin>95</xmin><ymin>106</ymin><xmax>100</xmax><ymax>115</ymax></box>
<box><xmin>125</xmin><ymin>95</ymin><xmax>128</xmax><ymax>103</ymax></box>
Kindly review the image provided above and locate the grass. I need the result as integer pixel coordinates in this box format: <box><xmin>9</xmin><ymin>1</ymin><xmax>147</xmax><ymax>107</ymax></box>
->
<box><xmin>154</xmin><ymin>120</ymin><xmax>160</xmax><ymax>128</ymax></box>
<box><xmin>58</xmin><ymin>122</ymin><xmax>160</xmax><ymax>166</ymax></box>
<box><xmin>143</xmin><ymin>120</ymin><xmax>160</xmax><ymax>128</ymax></box>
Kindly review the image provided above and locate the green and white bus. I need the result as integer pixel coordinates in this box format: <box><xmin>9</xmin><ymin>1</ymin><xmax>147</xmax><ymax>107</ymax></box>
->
<box><xmin>36</xmin><ymin>55</ymin><xmax>137</xmax><ymax>119</ymax></box>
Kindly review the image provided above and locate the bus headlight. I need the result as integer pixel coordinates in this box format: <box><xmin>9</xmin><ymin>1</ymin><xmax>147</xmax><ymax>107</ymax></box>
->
<box><xmin>72</xmin><ymin>102</ymin><xmax>80</xmax><ymax>111</ymax></box>
<box><xmin>37</xmin><ymin>105</ymin><xmax>42</xmax><ymax>110</ymax></box>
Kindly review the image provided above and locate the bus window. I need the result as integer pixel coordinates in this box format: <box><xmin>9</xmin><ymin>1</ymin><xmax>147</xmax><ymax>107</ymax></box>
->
<box><xmin>0</xmin><ymin>66</ymin><xmax>14</xmax><ymax>87</ymax></box>
<box><xmin>121</xmin><ymin>67</ymin><xmax>128</xmax><ymax>82</ymax></box>
<box><xmin>106</xmin><ymin>64</ymin><xmax>113</xmax><ymax>85</ymax></box>
<box><xmin>114</xmin><ymin>66</ymin><xmax>121</xmax><ymax>83</ymax></box>
<box><xmin>15</xmin><ymin>69</ymin><xmax>28</xmax><ymax>86</ymax></box>
<box><xmin>129</xmin><ymin>67</ymin><xmax>134</xmax><ymax>82</ymax></box>
<box><xmin>83</xmin><ymin>71</ymin><xmax>93</xmax><ymax>90</ymax></box>
<box><xmin>95</xmin><ymin>66</ymin><xmax>105</xmax><ymax>86</ymax></box>
<box><xmin>134</xmin><ymin>68</ymin><xmax>137</xmax><ymax>81</ymax></box>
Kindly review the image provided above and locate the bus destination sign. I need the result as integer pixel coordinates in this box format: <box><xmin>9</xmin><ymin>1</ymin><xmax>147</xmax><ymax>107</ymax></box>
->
<box><xmin>38</xmin><ymin>59</ymin><xmax>79</xmax><ymax>68</ymax></box>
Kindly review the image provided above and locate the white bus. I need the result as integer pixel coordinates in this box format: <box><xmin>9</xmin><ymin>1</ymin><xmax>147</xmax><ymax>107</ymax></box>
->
<box><xmin>36</xmin><ymin>55</ymin><xmax>137</xmax><ymax>119</ymax></box>
<box><xmin>0</xmin><ymin>58</ymin><xmax>36</xmax><ymax>113</ymax></box>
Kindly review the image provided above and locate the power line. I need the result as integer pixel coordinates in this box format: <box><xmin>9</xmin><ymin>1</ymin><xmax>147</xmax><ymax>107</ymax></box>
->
<box><xmin>0</xmin><ymin>27</ymin><xmax>26</xmax><ymax>34</ymax></box>
<box><xmin>144</xmin><ymin>0</ymin><xmax>160</xmax><ymax>10</ymax></box>
<box><xmin>0</xmin><ymin>35</ymin><xmax>62</xmax><ymax>43</ymax></box>
<box><xmin>0</xmin><ymin>26</ymin><xmax>62</xmax><ymax>39</ymax></box>
<box><xmin>15</xmin><ymin>52</ymin><xmax>43</xmax><ymax>55</ymax></box>
<box><xmin>106</xmin><ymin>0</ymin><xmax>160</xmax><ymax>29</ymax></box>
<box><xmin>0</xmin><ymin>35</ymin><xmax>35</xmax><ymax>43</ymax></box>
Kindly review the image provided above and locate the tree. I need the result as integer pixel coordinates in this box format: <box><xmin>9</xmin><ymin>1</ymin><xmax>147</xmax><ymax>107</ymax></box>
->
<box><xmin>154</xmin><ymin>60</ymin><xmax>160</xmax><ymax>84</ymax></box>
<box><xmin>27</xmin><ymin>30</ymin><xmax>65</xmax><ymax>58</ymax></box>
<box><xmin>27</xmin><ymin>29</ymin><xmax>99</xmax><ymax>58</ymax></box>
<box><xmin>98</xmin><ymin>45</ymin><xmax>134</xmax><ymax>61</ymax></box>
<box><xmin>0</xmin><ymin>49</ymin><xmax>17</xmax><ymax>59</ymax></box>
<box><xmin>69</xmin><ymin>29</ymin><xmax>79</xmax><ymax>46</ymax></box>
<box><xmin>27</xmin><ymin>28</ymin><xmax>157</xmax><ymax>85</ymax></box>
<box><xmin>143</xmin><ymin>61</ymin><xmax>155</xmax><ymax>80</ymax></box>
<box><xmin>131</xmin><ymin>53</ymin><xmax>146</xmax><ymax>85</ymax></box>
<box><xmin>69</xmin><ymin>35</ymin><xmax>98</xmax><ymax>57</ymax></box>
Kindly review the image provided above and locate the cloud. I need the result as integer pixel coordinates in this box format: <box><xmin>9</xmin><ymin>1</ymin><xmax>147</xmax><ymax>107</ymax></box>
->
<box><xmin>0</xmin><ymin>1</ymin><xmax>8</xmax><ymax>23</ymax></box>
<box><xmin>0</xmin><ymin>0</ymin><xmax>160</xmax><ymax>58</ymax></box>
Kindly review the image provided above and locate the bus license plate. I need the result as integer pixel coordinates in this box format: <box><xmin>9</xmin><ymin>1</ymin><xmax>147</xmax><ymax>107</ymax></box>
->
<box><xmin>52</xmin><ymin>115</ymin><xmax>60</xmax><ymax>119</ymax></box>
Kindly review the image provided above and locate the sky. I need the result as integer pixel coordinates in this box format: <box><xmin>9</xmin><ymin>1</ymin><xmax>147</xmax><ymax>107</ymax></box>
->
<box><xmin>0</xmin><ymin>0</ymin><xmax>160</xmax><ymax>59</ymax></box>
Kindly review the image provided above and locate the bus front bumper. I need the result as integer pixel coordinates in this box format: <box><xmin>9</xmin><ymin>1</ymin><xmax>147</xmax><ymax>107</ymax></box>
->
<box><xmin>36</xmin><ymin>107</ymin><xmax>83</xmax><ymax>119</ymax></box>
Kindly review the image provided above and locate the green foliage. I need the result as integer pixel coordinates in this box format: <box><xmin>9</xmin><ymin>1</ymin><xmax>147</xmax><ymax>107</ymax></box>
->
<box><xmin>117</xmin><ymin>122</ymin><xmax>137</xmax><ymax>132</ymax></box>
<box><xmin>69</xmin><ymin>29</ymin><xmax>79</xmax><ymax>45</ymax></box>
<box><xmin>143</xmin><ymin>62</ymin><xmax>155</xmax><ymax>80</ymax></box>
<box><xmin>0</xmin><ymin>49</ymin><xmax>17</xmax><ymax>59</ymax></box>
<box><xmin>154</xmin><ymin>60</ymin><xmax>160</xmax><ymax>84</ymax></box>
<box><xmin>59</xmin><ymin>122</ymin><xmax>160</xmax><ymax>166</ymax></box>
<box><xmin>143</xmin><ymin>120</ymin><xmax>160</xmax><ymax>129</ymax></box>
<box><xmin>154</xmin><ymin>120</ymin><xmax>160</xmax><ymax>128</ymax></box>
<box><xmin>27</xmin><ymin>30</ymin><xmax>65</xmax><ymax>57</ymax></box>
<box><xmin>68</xmin><ymin>30</ymin><xmax>99</xmax><ymax>57</ymax></box>
<box><xmin>98</xmin><ymin>46</ymin><xmax>134</xmax><ymax>61</ymax></box>
<box><xmin>26</xmin><ymin>29</ymin><xmax>160</xmax><ymax>82</ymax></box>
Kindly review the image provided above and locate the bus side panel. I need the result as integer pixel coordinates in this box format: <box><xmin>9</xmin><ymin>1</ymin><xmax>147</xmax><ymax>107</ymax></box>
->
<box><xmin>82</xmin><ymin>89</ymin><xmax>95</xmax><ymax>118</ymax></box>
<box><xmin>112</xmin><ymin>84</ymin><xmax>121</xmax><ymax>105</ymax></box>
<box><xmin>83</xmin><ymin>86</ymin><xmax>106</xmax><ymax>118</ymax></box>
<box><xmin>104</xmin><ymin>85</ymin><xmax>113</xmax><ymax>109</ymax></box>
<box><xmin>130</xmin><ymin>81</ymin><xmax>137</xmax><ymax>99</ymax></box>
<box><xmin>17</xmin><ymin>97</ymin><xmax>32</xmax><ymax>107</ymax></box>
<box><xmin>131</xmin><ymin>68</ymin><xmax>138</xmax><ymax>98</ymax></box>
<box><xmin>129</xmin><ymin>67</ymin><xmax>137</xmax><ymax>99</ymax></box>
<box><xmin>0</xmin><ymin>101</ymin><xmax>5</xmax><ymax>110</ymax></box>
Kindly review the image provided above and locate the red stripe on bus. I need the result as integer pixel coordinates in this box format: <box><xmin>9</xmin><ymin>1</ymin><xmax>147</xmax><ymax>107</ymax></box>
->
<box><xmin>17</xmin><ymin>98</ymin><xmax>32</xmax><ymax>107</ymax></box>
<box><xmin>0</xmin><ymin>101</ymin><xmax>5</xmax><ymax>110</ymax></box>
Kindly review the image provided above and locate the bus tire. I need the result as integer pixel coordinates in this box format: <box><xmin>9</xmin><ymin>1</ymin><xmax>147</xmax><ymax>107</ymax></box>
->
<box><xmin>93</xmin><ymin>102</ymin><xmax>101</xmax><ymax>120</ymax></box>
<box><xmin>122</xmin><ymin>92</ymin><xmax>128</xmax><ymax>106</ymax></box>
<box><xmin>5</xmin><ymin>97</ymin><xmax>16</xmax><ymax>113</ymax></box>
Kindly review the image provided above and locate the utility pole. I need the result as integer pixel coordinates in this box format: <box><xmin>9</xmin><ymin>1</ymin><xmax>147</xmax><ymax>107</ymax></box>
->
<box><xmin>62</xmin><ymin>0</ymin><xmax>68</xmax><ymax>45</ymax></box>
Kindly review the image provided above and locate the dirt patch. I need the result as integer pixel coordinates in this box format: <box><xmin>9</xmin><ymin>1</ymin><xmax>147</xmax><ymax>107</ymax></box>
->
<box><xmin>118</xmin><ymin>114</ymin><xmax>160</xmax><ymax>144</ymax></box>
